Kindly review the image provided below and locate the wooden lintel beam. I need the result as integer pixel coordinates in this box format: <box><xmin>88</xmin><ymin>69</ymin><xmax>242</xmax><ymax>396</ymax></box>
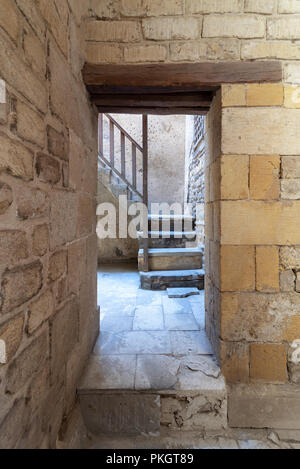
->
<box><xmin>96</xmin><ymin>106</ymin><xmax>209</xmax><ymax>115</ymax></box>
<box><xmin>87</xmin><ymin>85</ymin><xmax>219</xmax><ymax>94</ymax></box>
<box><xmin>91</xmin><ymin>92</ymin><xmax>214</xmax><ymax>108</ymax></box>
<box><xmin>83</xmin><ymin>61</ymin><xmax>282</xmax><ymax>88</ymax></box>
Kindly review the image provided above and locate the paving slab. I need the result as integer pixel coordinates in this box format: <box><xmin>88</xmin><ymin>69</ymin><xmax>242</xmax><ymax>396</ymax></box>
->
<box><xmin>167</xmin><ymin>287</ymin><xmax>200</xmax><ymax>298</ymax></box>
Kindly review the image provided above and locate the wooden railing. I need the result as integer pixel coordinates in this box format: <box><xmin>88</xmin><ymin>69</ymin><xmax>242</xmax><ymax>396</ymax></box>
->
<box><xmin>98</xmin><ymin>113</ymin><xmax>148</xmax><ymax>206</ymax></box>
<box><xmin>98</xmin><ymin>113</ymin><xmax>149</xmax><ymax>271</ymax></box>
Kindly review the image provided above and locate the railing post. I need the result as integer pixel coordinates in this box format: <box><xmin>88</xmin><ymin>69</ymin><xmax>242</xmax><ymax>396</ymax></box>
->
<box><xmin>132</xmin><ymin>143</ymin><xmax>136</xmax><ymax>190</ymax></box>
<box><xmin>142</xmin><ymin>114</ymin><xmax>149</xmax><ymax>272</ymax></box>
<box><xmin>98</xmin><ymin>113</ymin><xmax>103</xmax><ymax>155</ymax></box>
<box><xmin>109</xmin><ymin>119</ymin><xmax>114</xmax><ymax>166</ymax></box>
<box><xmin>121</xmin><ymin>131</ymin><xmax>125</xmax><ymax>177</ymax></box>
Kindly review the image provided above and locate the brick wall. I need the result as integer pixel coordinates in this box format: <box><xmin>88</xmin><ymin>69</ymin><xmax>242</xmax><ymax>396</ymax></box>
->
<box><xmin>0</xmin><ymin>0</ymin><xmax>99</xmax><ymax>448</ymax></box>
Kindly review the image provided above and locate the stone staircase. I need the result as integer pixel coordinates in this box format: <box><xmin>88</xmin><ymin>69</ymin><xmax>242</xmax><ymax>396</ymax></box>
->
<box><xmin>139</xmin><ymin>214</ymin><xmax>204</xmax><ymax>290</ymax></box>
<box><xmin>98</xmin><ymin>159</ymin><xmax>142</xmax><ymax>203</ymax></box>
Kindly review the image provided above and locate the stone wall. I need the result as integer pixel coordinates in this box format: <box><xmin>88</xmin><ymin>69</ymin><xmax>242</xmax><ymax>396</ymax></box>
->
<box><xmin>0</xmin><ymin>0</ymin><xmax>99</xmax><ymax>448</ymax></box>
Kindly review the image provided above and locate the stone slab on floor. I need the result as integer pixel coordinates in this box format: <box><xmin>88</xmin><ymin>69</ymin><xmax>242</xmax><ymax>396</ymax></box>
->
<box><xmin>140</xmin><ymin>269</ymin><xmax>204</xmax><ymax>290</ymax></box>
<box><xmin>167</xmin><ymin>287</ymin><xmax>200</xmax><ymax>298</ymax></box>
<box><xmin>79</xmin><ymin>393</ymin><xmax>160</xmax><ymax>436</ymax></box>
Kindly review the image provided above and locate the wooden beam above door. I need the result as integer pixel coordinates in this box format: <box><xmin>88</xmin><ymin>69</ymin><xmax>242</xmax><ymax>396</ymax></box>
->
<box><xmin>83</xmin><ymin>61</ymin><xmax>282</xmax><ymax>89</ymax></box>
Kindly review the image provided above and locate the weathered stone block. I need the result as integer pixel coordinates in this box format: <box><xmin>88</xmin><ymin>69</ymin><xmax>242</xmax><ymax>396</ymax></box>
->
<box><xmin>16</xmin><ymin>100</ymin><xmax>45</xmax><ymax>148</ymax></box>
<box><xmin>203</xmin><ymin>14</ymin><xmax>265</xmax><ymax>38</ymax></box>
<box><xmin>27</xmin><ymin>290</ymin><xmax>54</xmax><ymax>334</ymax></box>
<box><xmin>278</xmin><ymin>0</ymin><xmax>300</xmax><ymax>13</ymax></box>
<box><xmin>0</xmin><ymin>133</ymin><xmax>33</xmax><ymax>181</ymax></box>
<box><xmin>244</xmin><ymin>0</ymin><xmax>275</xmax><ymax>13</ymax></box>
<box><xmin>246</xmin><ymin>84</ymin><xmax>284</xmax><ymax>106</ymax></box>
<box><xmin>280</xmin><ymin>270</ymin><xmax>295</xmax><ymax>292</ymax></box>
<box><xmin>47</xmin><ymin>126</ymin><xmax>67</xmax><ymax>161</ymax></box>
<box><xmin>37</xmin><ymin>0</ymin><xmax>68</xmax><ymax>56</ymax></box>
<box><xmin>121</xmin><ymin>0</ymin><xmax>184</xmax><ymax>16</ymax></box>
<box><xmin>256</xmin><ymin>246</ymin><xmax>279</xmax><ymax>292</ymax></box>
<box><xmin>222</xmin><ymin>108</ymin><xmax>300</xmax><ymax>155</ymax></box>
<box><xmin>282</xmin><ymin>156</ymin><xmax>300</xmax><ymax>179</ymax></box>
<box><xmin>280</xmin><ymin>247</ymin><xmax>300</xmax><ymax>269</ymax></box>
<box><xmin>268</xmin><ymin>17</ymin><xmax>300</xmax><ymax>40</ymax></box>
<box><xmin>0</xmin><ymin>0</ymin><xmax>19</xmax><ymax>42</ymax></box>
<box><xmin>36</xmin><ymin>153</ymin><xmax>60</xmax><ymax>185</ymax></box>
<box><xmin>220</xmin><ymin>245</ymin><xmax>255</xmax><ymax>292</ymax></box>
<box><xmin>142</xmin><ymin>17</ymin><xmax>199</xmax><ymax>40</ymax></box>
<box><xmin>32</xmin><ymin>224</ymin><xmax>49</xmax><ymax>257</ymax></box>
<box><xmin>86</xmin><ymin>20</ymin><xmax>141</xmax><ymax>42</ymax></box>
<box><xmin>0</xmin><ymin>399</ymin><xmax>29</xmax><ymax>449</ymax></box>
<box><xmin>5</xmin><ymin>331</ymin><xmax>48</xmax><ymax>394</ymax></box>
<box><xmin>187</xmin><ymin>0</ymin><xmax>242</xmax><ymax>13</ymax></box>
<box><xmin>284</xmin><ymin>314</ymin><xmax>300</xmax><ymax>342</ymax></box>
<box><xmin>222</xmin><ymin>85</ymin><xmax>246</xmax><ymax>107</ymax></box>
<box><xmin>250</xmin><ymin>343</ymin><xmax>287</xmax><ymax>383</ymax></box>
<box><xmin>85</xmin><ymin>43</ymin><xmax>123</xmax><ymax>64</ymax></box>
<box><xmin>68</xmin><ymin>240</ymin><xmax>86</xmax><ymax>295</ymax></box>
<box><xmin>48</xmin><ymin>250</ymin><xmax>67</xmax><ymax>282</ymax></box>
<box><xmin>22</xmin><ymin>26</ymin><xmax>46</xmax><ymax>77</ymax></box>
<box><xmin>0</xmin><ymin>314</ymin><xmax>24</xmax><ymax>364</ymax></box>
<box><xmin>77</xmin><ymin>194</ymin><xmax>95</xmax><ymax>237</ymax></box>
<box><xmin>50</xmin><ymin>297</ymin><xmax>79</xmax><ymax>382</ymax></box>
<box><xmin>15</xmin><ymin>0</ymin><xmax>46</xmax><ymax>40</ymax></box>
<box><xmin>16</xmin><ymin>187</ymin><xmax>48</xmax><ymax>220</ymax></box>
<box><xmin>170</xmin><ymin>39</ymin><xmax>240</xmax><ymax>61</ymax></box>
<box><xmin>281</xmin><ymin>179</ymin><xmax>300</xmax><ymax>200</ymax></box>
<box><xmin>242</xmin><ymin>40</ymin><xmax>300</xmax><ymax>60</ymax></box>
<box><xmin>0</xmin><ymin>230</ymin><xmax>28</xmax><ymax>267</ymax></box>
<box><xmin>1</xmin><ymin>261</ymin><xmax>43</xmax><ymax>314</ymax></box>
<box><xmin>0</xmin><ymin>181</ymin><xmax>13</xmax><ymax>215</ymax></box>
<box><xmin>221</xmin><ymin>200</ymin><xmax>300</xmax><ymax>245</ymax></box>
<box><xmin>124</xmin><ymin>45</ymin><xmax>167</xmax><ymax>63</ymax></box>
<box><xmin>284</xmin><ymin>86</ymin><xmax>300</xmax><ymax>109</ymax></box>
<box><xmin>49</xmin><ymin>190</ymin><xmax>77</xmax><ymax>249</ymax></box>
<box><xmin>221</xmin><ymin>155</ymin><xmax>248</xmax><ymax>200</ymax></box>
<box><xmin>220</xmin><ymin>341</ymin><xmax>249</xmax><ymax>383</ymax></box>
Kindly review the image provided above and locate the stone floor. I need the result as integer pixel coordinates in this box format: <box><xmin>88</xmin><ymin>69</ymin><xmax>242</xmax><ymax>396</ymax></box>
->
<box><xmin>90</xmin><ymin>263</ymin><xmax>217</xmax><ymax>392</ymax></box>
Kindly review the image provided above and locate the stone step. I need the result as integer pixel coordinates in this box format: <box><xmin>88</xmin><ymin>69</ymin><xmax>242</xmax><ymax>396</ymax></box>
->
<box><xmin>148</xmin><ymin>214</ymin><xmax>195</xmax><ymax>232</ymax></box>
<box><xmin>138</xmin><ymin>247</ymin><xmax>203</xmax><ymax>271</ymax></box>
<box><xmin>78</xmin><ymin>353</ymin><xmax>227</xmax><ymax>436</ymax></box>
<box><xmin>138</xmin><ymin>231</ymin><xmax>197</xmax><ymax>249</ymax></box>
<box><xmin>140</xmin><ymin>269</ymin><xmax>204</xmax><ymax>290</ymax></box>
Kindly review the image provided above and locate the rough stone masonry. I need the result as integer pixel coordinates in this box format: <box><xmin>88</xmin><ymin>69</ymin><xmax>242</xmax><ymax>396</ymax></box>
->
<box><xmin>1</xmin><ymin>0</ymin><xmax>300</xmax><ymax>448</ymax></box>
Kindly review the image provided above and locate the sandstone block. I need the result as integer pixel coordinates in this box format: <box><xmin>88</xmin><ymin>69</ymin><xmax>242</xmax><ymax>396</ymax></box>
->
<box><xmin>0</xmin><ymin>261</ymin><xmax>43</xmax><ymax>314</ymax></box>
<box><xmin>68</xmin><ymin>240</ymin><xmax>86</xmax><ymax>295</ymax></box>
<box><xmin>142</xmin><ymin>17</ymin><xmax>199</xmax><ymax>40</ymax></box>
<box><xmin>280</xmin><ymin>247</ymin><xmax>300</xmax><ymax>269</ymax></box>
<box><xmin>68</xmin><ymin>0</ymin><xmax>90</xmax><ymax>24</ymax></box>
<box><xmin>77</xmin><ymin>194</ymin><xmax>95</xmax><ymax>237</ymax></box>
<box><xmin>32</xmin><ymin>224</ymin><xmax>49</xmax><ymax>257</ymax></box>
<box><xmin>284</xmin><ymin>63</ymin><xmax>300</xmax><ymax>85</ymax></box>
<box><xmin>250</xmin><ymin>343</ymin><xmax>287</xmax><ymax>383</ymax></box>
<box><xmin>256</xmin><ymin>246</ymin><xmax>279</xmax><ymax>292</ymax></box>
<box><xmin>0</xmin><ymin>314</ymin><xmax>24</xmax><ymax>364</ymax></box>
<box><xmin>221</xmin><ymin>200</ymin><xmax>300</xmax><ymax>245</ymax></box>
<box><xmin>284</xmin><ymin>86</ymin><xmax>300</xmax><ymax>109</ymax></box>
<box><xmin>222</xmin><ymin>108</ymin><xmax>300</xmax><ymax>155</ymax></box>
<box><xmin>278</xmin><ymin>0</ymin><xmax>300</xmax><ymax>13</ymax></box>
<box><xmin>69</xmin><ymin>129</ymin><xmax>84</xmax><ymax>190</ymax></box>
<box><xmin>220</xmin><ymin>245</ymin><xmax>255</xmax><ymax>292</ymax></box>
<box><xmin>170</xmin><ymin>39</ymin><xmax>240</xmax><ymax>61</ymax></box>
<box><xmin>49</xmin><ymin>190</ymin><xmax>77</xmax><ymax>249</ymax></box>
<box><xmin>0</xmin><ymin>399</ymin><xmax>29</xmax><ymax>449</ymax></box>
<box><xmin>246</xmin><ymin>84</ymin><xmax>284</xmax><ymax>106</ymax></box>
<box><xmin>281</xmin><ymin>156</ymin><xmax>300</xmax><ymax>179</ymax></box>
<box><xmin>284</xmin><ymin>314</ymin><xmax>300</xmax><ymax>342</ymax></box>
<box><xmin>221</xmin><ymin>155</ymin><xmax>248</xmax><ymax>200</ymax></box>
<box><xmin>48</xmin><ymin>250</ymin><xmax>67</xmax><ymax>282</ymax></box>
<box><xmin>16</xmin><ymin>187</ymin><xmax>48</xmax><ymax>220</ymax></box>
<box><xmin>220</xmin><ymin>341</ymin><xmax>249</xmax><ymax>383</ymax></box>
<box><xmin>242</xmin><ymin>40</ymin><xmax>300</xmax><ymax>60</ymax></box>
<box><xmin>5</xmin><ymin>331</ymin><xmax>48</xmax><ymax>393</ymax></box>
<box><xmin>0</xmin><ymin>181</ymin><xmax>13</xmax><ymax>215</ymax></box>
<box><xmin>0</xmin><ymin>230</ymin><xmax>28</xmax><ymax>268</ymax></box>
<box><xmin>280</xmin><ymin>270</ymin><xmax>295</xmax><ymax>292</ymax></box>
<box><xmin>50</xmin><ymin>298</ymin><xmax>79</xmax><ymax>382</ymax></box>
<box><xmin>37</xmin><ymin>0</ymin><xmax>68</xmax><ymax>56</ymax></box>
<box><xmin>281</xmin><ymin>179</ymin><xmax>300</xmax><ymax>199</ymax></box>
<box><xmin>0</xmin><ymin>133</ymin><xmax>33</xmax><ymax>180</ymax></box>
<box><xmin>250</xmin><ymin>154</ymin><xmax>279</xmax><ymax>201</ymax></box>
<box><xmin>121</xmin><ymin>0</ymin><xmax>184</xmax><ymax>16</ymax></box>
<box><xmin>222</xmin><ymin>84</ymin><xmax>246</xmax><ymax>107</ymax></box>
<box><xmin>22</xmin><ymin>26</ymin><xmax>46</xmax><ymax>77</ymax></box>
<box><xmin>244</xmin><ymin>0</ymin><xmax>275</xmax><ymax>13</ymax></box>
<box><xmin>47</xmin><ymin>126</ymin><xmax>67</xmax><ymax>161</ymax></box>
<box><xmin>36</xmin><ymin>153</ymin><xmax>60</xmax><ymax>185</ymax></box>
<box><xmin>86</xmin><ymin>20</ymin><xmax>141</xmax><ymax>42</ymax></box>
<box><xmin>27</xmin><ymin>290</ymin><xmax>54</xmax><ymax>334</ymax></box>
<box><xmin>85</xmin><ymin>43</ymin><xmax>123</xmax><ymax>64</ymax></box>
<box><xmin>0</xmin><ymin>0</ymin><xmax>19</xmax><ymax>42</ymax></box>
<box><xmin>268</xmin><ymin>17</ymin><xmax>300</xmax><ymax>40</ymax></box>
<box><xmin>15</xmin><ymin>0</ymin><xmax>46</xmax><ymax>40</ymax></box>
<box><xmin>16</xmin><ymin>100</ymin><xmax>45</xmax><ymax>148</ymax></box>
<box><xmin>124</xmin><ymin>45</ymin><xmax>167</xmax><ymax>63</ymax></box>
<box><xmin>187</xmin><ymin>0</ymin><xmax>242</xmax><ymax>13</ymax></box>
<box><xmin>203</xmin><ymin>14</ymin><xmax>265</xmax><ymax>38</ymax></box>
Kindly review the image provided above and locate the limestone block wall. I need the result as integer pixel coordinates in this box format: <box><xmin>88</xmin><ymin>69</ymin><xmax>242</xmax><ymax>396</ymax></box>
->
<box><xmin>0</xmin><ymin>0</ymin><xmax>99</xmax><ymax>448</ymax></box>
